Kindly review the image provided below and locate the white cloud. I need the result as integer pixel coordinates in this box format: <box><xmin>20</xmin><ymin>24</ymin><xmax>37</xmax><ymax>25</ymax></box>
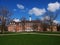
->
<box><xmin>17</xmin><ymin>4</ymin><xmax>24</xmax><ymax>9</ymax></box>
<box><xmin>41</xmin><ymin>16</ymin><xmax>50</xmax><ymax>21</ymax></box>
<box><xmin>29</xmin><ymin>7</ymin><xmax>46</xmax><ymax>16</ymax></box>
<box><xmin>13</xmin><ymin>18</ymin><xmax>20</xmax><ymax>22</ymax></box>
<box><xmin>53</xmin><ymin>20</ymin><xmax>59</xmax><ymax>24</ymax></box>
<box><xmin>44</xmin><ymin>16</ymin><xmax>50</xmax><ymax>20</ymax></box>
<box><xmin>47</xmin><ymin>2</ymin><xmax>60</xmax><ymax>12</ymax></box>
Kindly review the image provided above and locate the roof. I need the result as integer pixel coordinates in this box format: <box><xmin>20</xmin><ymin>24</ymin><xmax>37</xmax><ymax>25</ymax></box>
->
<box><xmin>10</xmin><ymin>20</ymin><xmax>41</xmax><ymax>24</ymax></box>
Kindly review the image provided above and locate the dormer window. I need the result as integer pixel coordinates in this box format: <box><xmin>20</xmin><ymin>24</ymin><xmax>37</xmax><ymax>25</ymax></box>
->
<box><xmin>10</xmin><ymin>23</ymin><xmax>12</xmax><ymax>24</ymax></box>
<box><xmin>19</xmin><ymin>23</ymin><xmax>21</xmax><ymax>25</ymax></box>
<box><xmin>13</xmin><ymin>23</ymin><xmax>15</xmax><ymax>24</ymax></box>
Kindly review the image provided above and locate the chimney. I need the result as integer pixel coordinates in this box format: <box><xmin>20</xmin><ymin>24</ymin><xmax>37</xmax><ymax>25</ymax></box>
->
<box><xmin>29</xmin><ymin>16</ymin><xmax>31</xmax><ymax>21</ymax></box>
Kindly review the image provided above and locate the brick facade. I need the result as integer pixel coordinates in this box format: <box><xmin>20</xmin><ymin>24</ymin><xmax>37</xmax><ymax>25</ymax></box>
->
<box><xmin>8</xmin><ymin>20</ymin><xmax>43</xmax><ymax>32</ymax></box>
<box><xmin>8</xmin><ymin>20</ymin><xmax>58</xmax><ymax>32</ymax></box>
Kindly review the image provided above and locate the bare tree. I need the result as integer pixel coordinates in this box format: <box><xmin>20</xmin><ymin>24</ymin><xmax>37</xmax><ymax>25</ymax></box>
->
<box><xmin>44</xmin><ymin>11</ymin><xmax>59</xmax><ymax>32</ymax></box>
<box><xmin>0</xmin><ymin>7</ymin><xmax>12</xmax><ymax>34</ymax></box>
<box><xmin>21</xmin><ymin>17</ymin><xmax>26</xmax><ymax>31</ymax></box>
<box><xmin>32</xmin><ymin>24</ymin><xmax>38</xmax><ymax>32</ymax></box>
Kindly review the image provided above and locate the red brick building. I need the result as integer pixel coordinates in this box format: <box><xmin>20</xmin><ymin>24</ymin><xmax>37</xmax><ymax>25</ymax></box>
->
<box><xmin>8</xmin><ymin>20</ymin><xmax>43</xmax><ymax>32</ymax></box>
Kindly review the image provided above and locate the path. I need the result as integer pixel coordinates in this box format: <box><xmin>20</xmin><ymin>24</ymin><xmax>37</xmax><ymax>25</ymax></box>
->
<box><xmin>0</xmin><ymin>33</ymin><xmax>60</xmax><ymax>36</ymax></box>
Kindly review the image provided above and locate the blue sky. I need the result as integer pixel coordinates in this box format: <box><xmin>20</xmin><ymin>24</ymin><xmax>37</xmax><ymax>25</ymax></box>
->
<box><xmin>0</xmin><ymin>0</ymin><xmax>60</xmax><ymax>23</ymax></box>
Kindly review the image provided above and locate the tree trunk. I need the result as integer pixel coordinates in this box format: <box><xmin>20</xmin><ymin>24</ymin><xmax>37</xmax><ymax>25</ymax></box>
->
<box><xmin>1</xmin><ymin>24</ymin><xmax>5</xmax><ymax>34</ymax></box>
<box><xmin>50</xmin><ymin>21</ymin><xmax>53</xmax><ymax>32</ymax></box>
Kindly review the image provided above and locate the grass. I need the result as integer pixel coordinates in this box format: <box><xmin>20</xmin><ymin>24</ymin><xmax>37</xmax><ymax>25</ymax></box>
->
<box><xmin>0</xmin><ymin>34</ymin><xmax>60</xmax><ymax>45</ymax></box>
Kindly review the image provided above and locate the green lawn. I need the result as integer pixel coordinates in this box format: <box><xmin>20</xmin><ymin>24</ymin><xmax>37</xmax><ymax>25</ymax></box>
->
<box><xmin>0</xmin><ymin>34</ymin><xmax>60</xmax><ymax>45</ymax></box>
